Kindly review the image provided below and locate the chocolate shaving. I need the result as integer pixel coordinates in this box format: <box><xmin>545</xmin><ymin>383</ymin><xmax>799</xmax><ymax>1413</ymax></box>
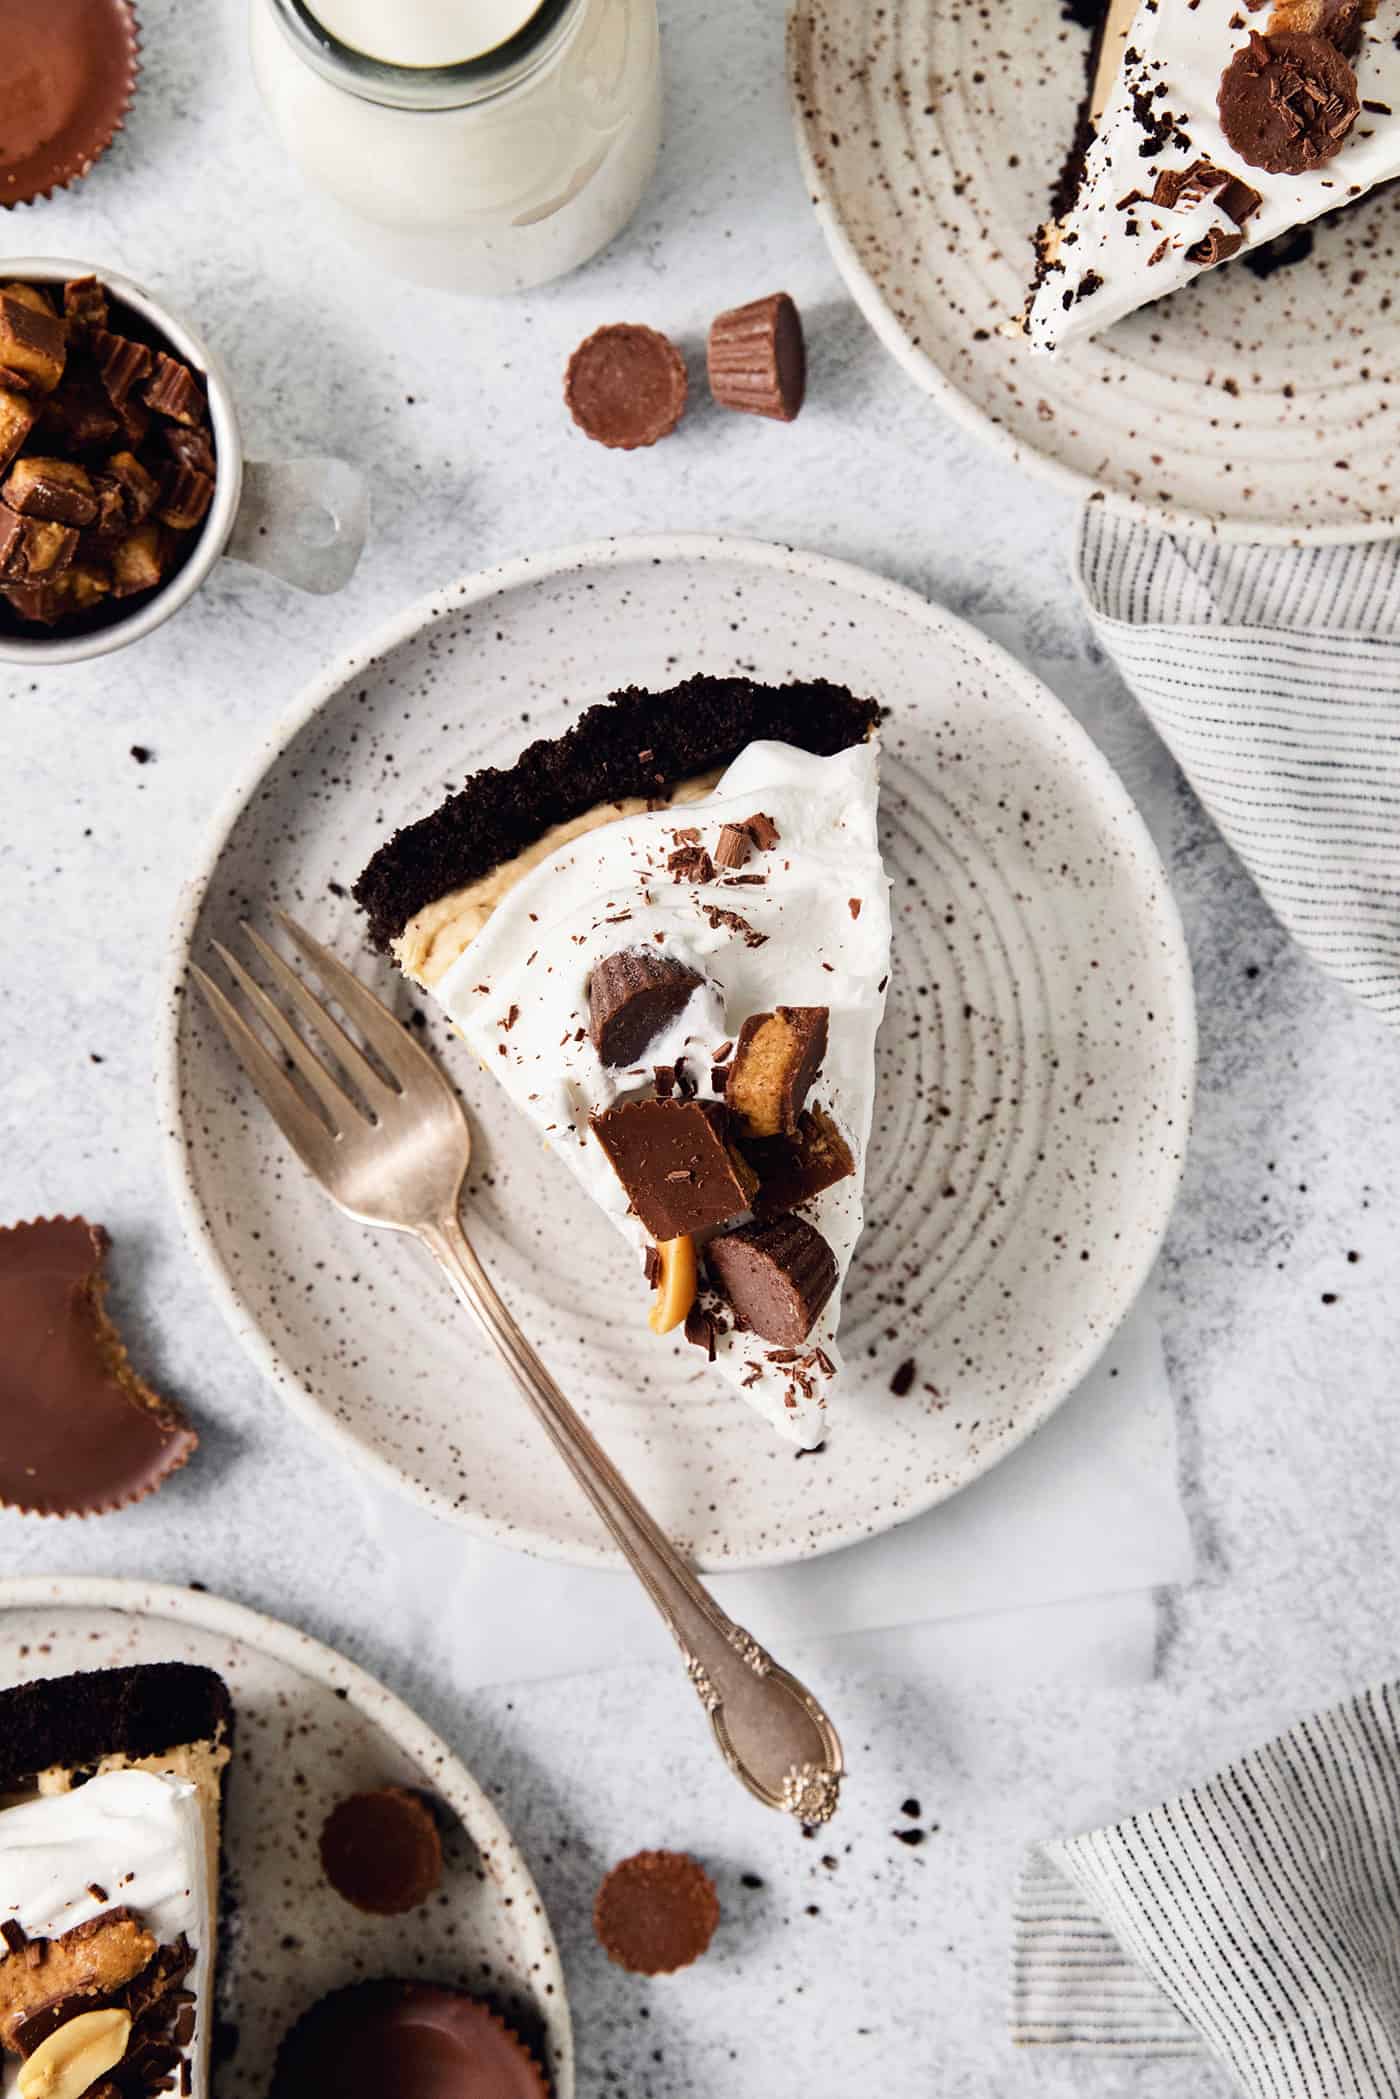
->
<box><xmin>714</xmin><ymin>823</ymin><xmax>751</xmax><ymax>869</ymax></box>
<box><xmin>668</xmin><ymin>845</ymin><xmax>715</xmax><ymax>884</ymax></box>
<box><xmin>743</xmin><ymin>811</ymin><xmax>780</xmax><ymax>850</ymax></box>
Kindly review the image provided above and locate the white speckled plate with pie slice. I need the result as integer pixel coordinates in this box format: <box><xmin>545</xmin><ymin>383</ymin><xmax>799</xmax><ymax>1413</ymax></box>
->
<box><xmin>0</xmin><ymin>1577</ymin><xmax>573</xmax><ymax>2099</ymax></box>
<box><xmin>160</xmin><ymin>533</ymin><xmax>1194</xmax><ymax>1570</ymax></box>
<box><xmin>789</xmin><ymin>0</ymin><xmax>1400</xmax><ymax>539</ymax></box>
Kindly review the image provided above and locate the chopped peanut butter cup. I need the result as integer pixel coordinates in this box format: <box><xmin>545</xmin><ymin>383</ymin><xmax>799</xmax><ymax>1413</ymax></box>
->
<box><xmin>706</xmin><ymin>1214</ymin><xmax>838</xmax><ymax>1347</ymax></box>
<box><xmin>594</xmin><ymin>1850</ymin><xmax>719</xmax><ymax>1975</ymax></box>
<box><xmin>726</xmin><ymin>1006</ymin><xmax>828</xmax><ymax>1140</ymax></box>
<box><xmin>589</xmin><ymin>948</ymin><xmax>703</xmax><ymax>1067</ymax></box>
<box><xmin>591</xmin><ymin>1098</ymin><xmax>758</xmax><ymax>1240</ymax></box>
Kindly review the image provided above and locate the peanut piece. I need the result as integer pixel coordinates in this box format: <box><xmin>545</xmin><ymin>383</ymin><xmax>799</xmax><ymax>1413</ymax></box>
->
<box><xmin>648</xmin><ymin>1235</ymin><xmax>698</xmax><ymax>1335</ymax></box>
<box><xmin>17</xmin><ymin>2008</ymin><xmax>130</xmax><ymax>2099</ymax></box>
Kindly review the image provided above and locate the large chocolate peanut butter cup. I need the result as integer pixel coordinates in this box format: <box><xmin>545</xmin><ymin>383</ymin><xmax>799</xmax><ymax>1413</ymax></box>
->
<box><xmin>270</xmin><ymin>1982</ymin><xmax>548</xmax><ymax>2099</ymax></box>
<box><xmin>0</xmin><ymin>0</ymin><xmax>142</xmax><ymax>208</ymax></box>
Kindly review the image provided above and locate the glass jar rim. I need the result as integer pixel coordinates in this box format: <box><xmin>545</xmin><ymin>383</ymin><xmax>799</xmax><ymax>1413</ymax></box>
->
<box><xmin>265</xmin><ymin>0</ymin><xmax>581</xmax><ymax>110</ymax></box>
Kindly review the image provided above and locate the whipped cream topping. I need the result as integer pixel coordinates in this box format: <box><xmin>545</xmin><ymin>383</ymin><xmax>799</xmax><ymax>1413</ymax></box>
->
<box><xmin>432</xmin><ymin>739</ymin><xmax>892</xmax><ymax>1447</ymax></box>
<box><xmin>0</xmin><ymin>1769</ymin><xmax>213</xmax><ymax>2096</ymax></box>
<box><xmin>1028</xmin><ymin>0</ymin><xmax>1400</xmax><ymax>351</ymax></box>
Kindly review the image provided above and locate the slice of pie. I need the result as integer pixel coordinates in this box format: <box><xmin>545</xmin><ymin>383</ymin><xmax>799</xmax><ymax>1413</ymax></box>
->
<box><xmin>1026</xmin><ymin>0</ymin><xmax>1400</xmax><ymax>352</ymax></box>
<box><xmin>354</xmin><ymin>674</ymin><xmax>891</xmax><ymax>1448</ymax></box>
<box><xmin>0</xmin><ymin>1662</ymin><xmax>232</xmax><ymax>2099</ymax></box>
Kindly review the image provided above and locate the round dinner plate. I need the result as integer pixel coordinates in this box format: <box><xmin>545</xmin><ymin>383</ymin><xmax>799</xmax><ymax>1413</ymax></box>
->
<box><xmin>789</xmin><ymin>0</ymin><xmax>1400</xmax><ymax>540</ymax></box>
<box><xmin>0</xmin><ymin>1576</ymin><xmax>573</xmax><ymax>2099</ymax></box>
<box><xmin>161</xmin><ymin>533</ymin><xmax>1195</xmax><ymax>1570</ymax></box>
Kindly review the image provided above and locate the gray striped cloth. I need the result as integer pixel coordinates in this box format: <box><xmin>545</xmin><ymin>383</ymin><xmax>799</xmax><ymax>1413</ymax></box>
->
<box><xmin>1012</xmin><ymin>1680</ymin><xmax>1400</xmax><ymax>2093</ymax></box>
<box><xmin>1076</xmin><ymin>510</ymin><xmax>1400</xmax><ymax>1024</ymax></box>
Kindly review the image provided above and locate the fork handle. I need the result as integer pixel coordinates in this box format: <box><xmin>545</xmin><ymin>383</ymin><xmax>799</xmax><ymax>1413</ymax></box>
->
<box><xmin>419</xmin><ymin>1213</ymin><xmax>843</xmax><ymax>1825</ymax></box>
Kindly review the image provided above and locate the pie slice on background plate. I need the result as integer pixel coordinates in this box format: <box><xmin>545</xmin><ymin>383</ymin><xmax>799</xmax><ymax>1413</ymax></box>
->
<box><xmin>0</xmin><ymin>1662</ymin><xmax>232</xmax><ymax>2099</ymax></box>
<box><xmin>354</xmin><ymin>674</ymin><xmax>891</xmax><ymax>1449</ymax></box>
<box><xmin>1027</xmin><ymin>0</ymin><xmax>1400</xmax><ymax>352</ymax></box>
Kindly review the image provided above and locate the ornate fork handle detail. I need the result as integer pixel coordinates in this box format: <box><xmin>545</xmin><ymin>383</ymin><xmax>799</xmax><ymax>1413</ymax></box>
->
<box><xmin>421</xmin><ymin>1212</ymin><xmax>843</xmax><ymax>1824</ymax></box>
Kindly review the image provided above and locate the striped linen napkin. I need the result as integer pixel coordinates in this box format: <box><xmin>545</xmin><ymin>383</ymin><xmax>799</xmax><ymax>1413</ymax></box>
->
<box><xmin>1076</xmin><ymin>510</ymin><xmax>1400</xmax><ymax>1025</ymax></box>
<box><xmin>1012</xmin><ymin>1680</ymin><xmax>1400</xmax><ymax>2092</ymax></box>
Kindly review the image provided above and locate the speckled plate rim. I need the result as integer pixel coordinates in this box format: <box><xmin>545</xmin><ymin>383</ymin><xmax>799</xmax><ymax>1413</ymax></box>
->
<box><xmin>156</xmin><ymin>529</ymin><xmax>1196</xmax><ymax>1570</ymax></box>
<box><xmin>786</xmin><ymin>4</ymin><xmax>1399</xmax><ymax>546</ymax></box>
<box><xmin>0</xmin><ymin>1572</ymin><xmax>574</xmax><ymax>2099</ymax></box>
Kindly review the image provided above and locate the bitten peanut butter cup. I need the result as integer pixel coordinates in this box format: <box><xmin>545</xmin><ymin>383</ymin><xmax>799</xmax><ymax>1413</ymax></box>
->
<box><xmin>0</xmin><ymin>0</ymin><xmax>142</xmax><ymax>208</ymax></box>
<box><xmin>319</xmin><ymin>1787</ymin><xmax>444</xmax><ymax>1916</ymax></box>
<box><xmin>0</xmin><ymin>1217</ymin><xmax>197</xmax><ymax>1516</ymax></box>
<box><xmin>565</xmin><ymin>323</ymin><xmax>688</xmax><ymax>450</ymax></box>
<box><xmin>593</xmin><ymin>1850</ymin><xmax>720</xmax><ymax>1975</ymax></box>
<box><xmin>707</xmin><ymin>292</ymin><xmax>806</xmax><ymax>421</ymax></box>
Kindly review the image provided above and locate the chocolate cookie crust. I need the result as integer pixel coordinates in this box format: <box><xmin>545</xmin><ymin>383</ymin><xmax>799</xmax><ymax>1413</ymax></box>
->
<box><xmin>354</xmin><ymin>674</ymin><xmax>881</xmax><ymax>953</ymax></box>
<box><xmin>0</xmin><ymin>1664</ymin><xmax>233</xmax><ymax>1792</ymax></box>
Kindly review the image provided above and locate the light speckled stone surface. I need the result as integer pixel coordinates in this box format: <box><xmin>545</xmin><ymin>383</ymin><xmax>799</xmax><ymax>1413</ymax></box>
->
<box><xmin>3</xmin><ymin>2</ymin><xmax>1400</xmax><ymax>2092</ymax></box>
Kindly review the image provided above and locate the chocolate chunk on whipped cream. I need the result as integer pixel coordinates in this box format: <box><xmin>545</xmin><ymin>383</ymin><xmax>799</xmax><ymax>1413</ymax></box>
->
<box><xmin>591</xmin><ymin>1097</ymin><xmax>758</xmax><ymax>1239</ymax></box>
<box><xmin>706</xmin><ymin>1214</ymin><xmax>839</xmax><ymax>1348</ymax></box>
<box><xmin>589</xmin><ymin>948</ymin><xmax>705</xmax><ymax>1066</ymax></box>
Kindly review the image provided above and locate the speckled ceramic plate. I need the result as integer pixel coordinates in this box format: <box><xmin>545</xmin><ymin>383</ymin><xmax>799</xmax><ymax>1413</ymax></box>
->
<box><xmin>789</xmin><ymin>0</ymin><xmax>1400</xmax><ymax>540</ymax></box>
<box><xmin>161</xmin><ymin>533</ymin><xmax>1195</xmax><ymax>1570</ymax></box>
<box><xmin>0</xmin><ymin>1576</ymin><xmax>572</xmax><ymax>2099</ymax></box>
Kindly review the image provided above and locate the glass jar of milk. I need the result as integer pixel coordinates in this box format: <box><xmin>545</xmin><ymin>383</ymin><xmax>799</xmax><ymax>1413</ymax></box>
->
<box><xmin>250</xmin><ymin>0</ymin><xmax>662</xmax><ymax>293</ymax></box>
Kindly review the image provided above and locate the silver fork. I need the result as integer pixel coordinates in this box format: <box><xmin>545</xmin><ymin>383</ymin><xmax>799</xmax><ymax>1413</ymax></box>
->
<box><xmin>194</xmin><ymin>911</ymin><xmax>843</xmax><ymax>1826</ymax></box>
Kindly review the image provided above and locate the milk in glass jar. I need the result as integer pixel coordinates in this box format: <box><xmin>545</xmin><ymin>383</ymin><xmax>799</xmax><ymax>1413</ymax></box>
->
<box><xmin>250</xmin><ymin>0</ymin><xmax>662</xmax><ymax>293</ymax></box>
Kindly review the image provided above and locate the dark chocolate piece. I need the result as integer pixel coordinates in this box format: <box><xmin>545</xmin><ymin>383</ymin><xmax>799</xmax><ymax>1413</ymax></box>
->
<box><xmin>591</xmin><ymin>1098</ymin><xmax>758</xmax><ymax>1239</ymax></box>
<box><xmin>683</xmin><ymin>1302</ymin><xmax>719</xmax><ymax>1359</ymax></box>
<box><xmin>2</xmin><ymin>456</ymin><xmax>97</xmax><ymax>526</ymax></box>
<box><xmin>743</xmin><ymin>810</ymin><xmax>780</xmax><ymax>850</ymax></box>
<box><xmin>565</xmin><ymin>323</ymin><xmax>688</xmax><ymax>450</ymax></box>
<box><xmin>143</xmin><ymin>352</ymin><xmax>205</xmax><ymax>426</ymax></box>
<box><xmin>1150</xmin><ymin>158</ymin><xmax>1262</xmax><ymax>224</ymax></box>
<box><xmin>319</xmin><ymin>1788</ymin><xmax>443</xmax><ymax>1916</ymax></box>
<box><xmin>1186</xmin><ymin>227</ymin><xmax>1246</xmax><ymax>266</ymax></box>
<box><xmin>707</xmin><ymin>292</ymin><xmax>806</xmax><ymax>421</ymax></box>
<box><xmin>746</xmin><ymin>1105</ymin><xmax>856</xmax><ymax>1216</ymax></box>
<box><xmin>0</xmin><ymin>293</ymin><xmax>66</xmax><ymax>396</ymax></box>
<box><xmin>269</xmin><ymin>1983</ymin><xmax>546</xmax><ymax>2099</ymax></box>
<box><xmin>0</xmin><ymin>1218</ymin><xmax>197</xmax><ymax>1516</ymax></box>
<box><xmin>594</xmin><ymin>1851</ymin><xmax>720</xmax><ymax>1975</ymax></box>
<box><xmin>706</xmin><ymin>1215</ymin><xmax>838</xmax><ymax>1346</ymax></box>
<box><xmin>726</xmin><ymin>1007</ymin><xmax>829</xmax><ymax>1139</ymax></box>
<box><xmin>354</xmin><ymin>674</ymin><xmax>879</xmax><ymax>953</ymax></box>
<box><xmin>588</xmin><ymin>948</ymin><xmax>704</xmax><ymax>1067</ymax></box>
<box><xmin>1218</xmin><ymin>30</ymin><xmax>1359</xmax><ymax>171</ymax></box>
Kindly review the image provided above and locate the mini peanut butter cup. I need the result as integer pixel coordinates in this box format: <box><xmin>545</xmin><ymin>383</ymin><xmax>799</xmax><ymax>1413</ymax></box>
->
<box><xmin>270</xmin><ymin>1982</ymin><xmax>547</xmax><ymax>2099</ymax></box>
<box><xmin>593</xmin><ymin>1850</ymin><xmax>719</xmax><ymax>1975</ymax></box>
<box><xmin>0</xmin><ymin>1216</ymin><xmax>197</xmax><ymax>1516</ymax></box>
<box><xmin>0</xmin><ymin>0</ymin><xmax>142</xmax><ymax>209</ymax></box>
<box><xmin>707</xmin><ymin>293</ymin><xmax>806</xmax><ymax>422</ymax></box>
<box><xmin>565</xmin><ymin>324</ymin><xmax>688</xmax><ymax>450</ymax></box>
<box><xmin>320</xmin><ymin>1786</ymin><xmax>444</xmax><ymax>1916</ymax></box>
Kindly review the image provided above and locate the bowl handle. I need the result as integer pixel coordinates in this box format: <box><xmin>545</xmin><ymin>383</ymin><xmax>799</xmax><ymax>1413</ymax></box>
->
<box><xmin>223</xmin><ymin>457</ymin><xmax>369</xmax><ymax>595</ymax></box>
